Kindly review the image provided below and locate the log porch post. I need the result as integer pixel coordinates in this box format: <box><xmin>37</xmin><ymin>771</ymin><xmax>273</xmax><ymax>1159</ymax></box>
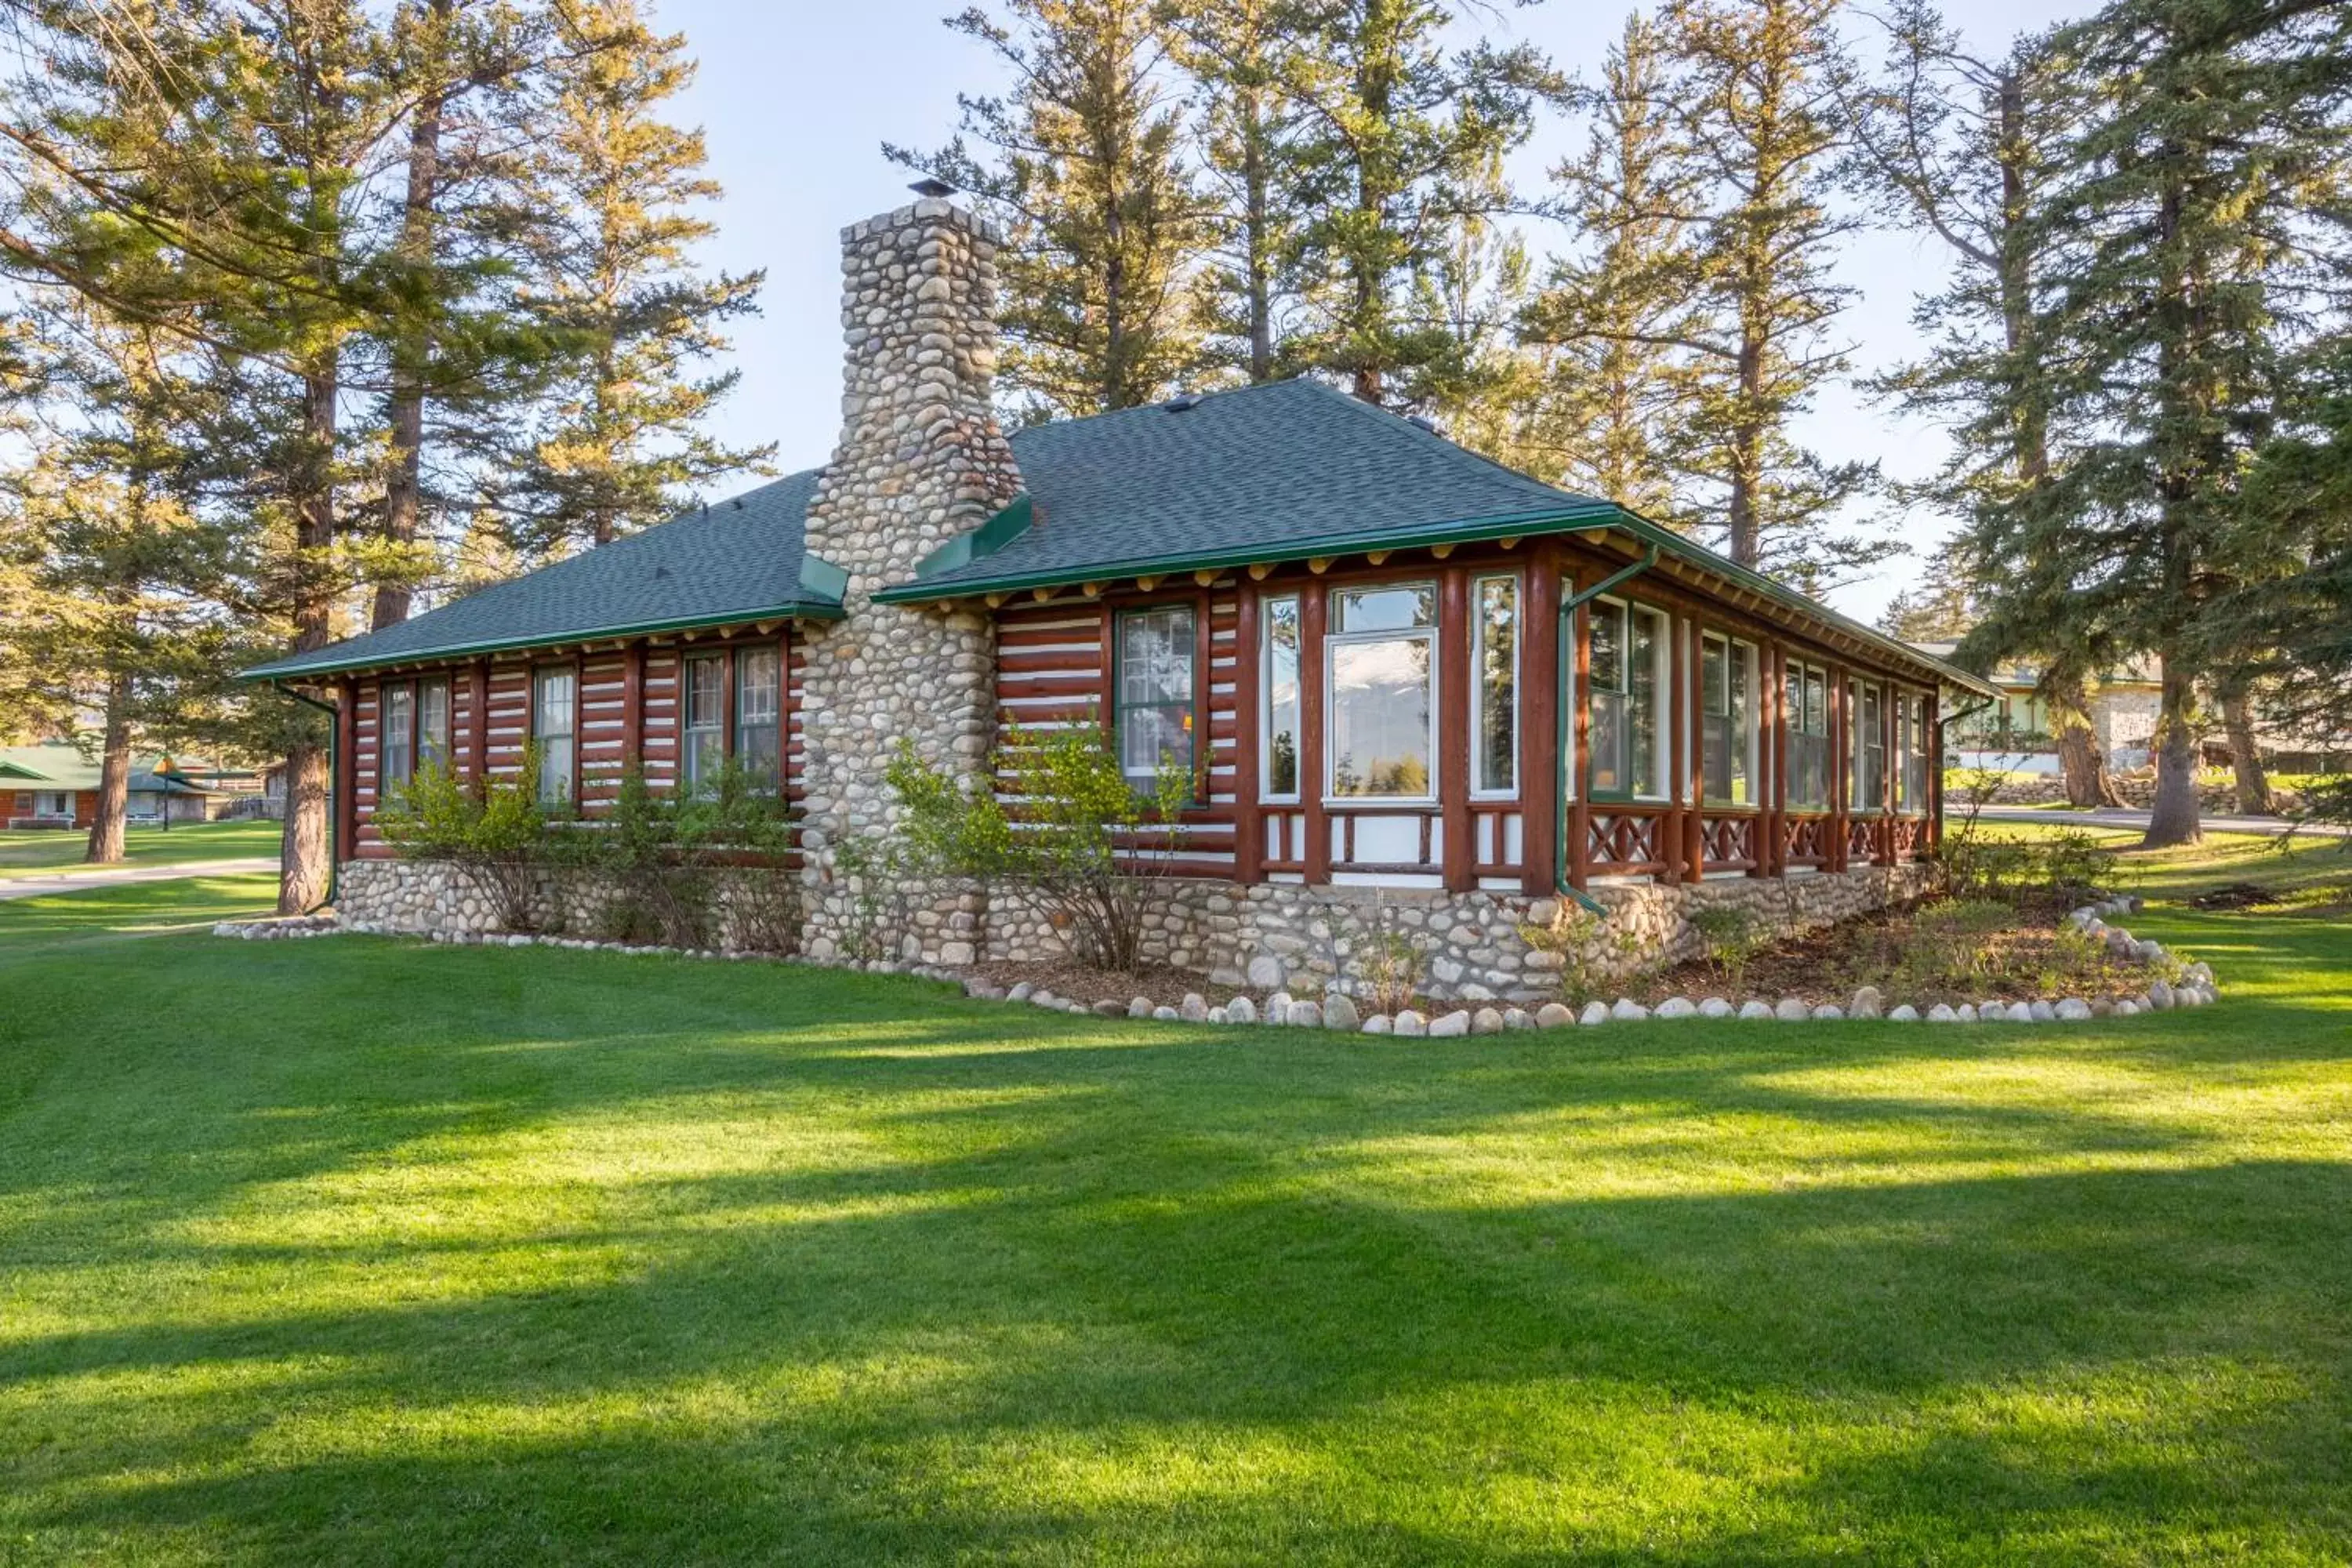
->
<box><xmin>1439</xmin><ymin>566</ymin><xmax>1473</xmax><ymax>893</ymax></box>
<box><xmin>1521</xmin><ymin>547</ymin><xmax>1561</xmax><ymax>897</ymax></box>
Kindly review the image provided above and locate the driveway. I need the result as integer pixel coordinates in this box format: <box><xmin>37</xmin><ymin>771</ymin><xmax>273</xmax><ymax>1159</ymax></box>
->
<box><xmin>0</xmin><ymin>856</ymin><xmax>278</xmax><ymax>902</ymax></box>
<box><xmin>1977</xmin><ymin>805</ymin><xmax>2347</xmax><ymax>838</ymax></box>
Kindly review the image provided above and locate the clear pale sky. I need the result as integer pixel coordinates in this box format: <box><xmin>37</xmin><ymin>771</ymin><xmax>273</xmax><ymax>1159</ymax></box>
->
<box><xmin>655</xmin><ymin>0</ymin><xmax>2080</xmax><ymax>626</ymax></box>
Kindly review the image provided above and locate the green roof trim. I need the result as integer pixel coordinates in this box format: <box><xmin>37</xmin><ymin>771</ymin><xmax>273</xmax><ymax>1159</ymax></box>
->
<box><xmin>797</xmin><ymin>551</ymin><xmax>850</xmax><ymax>604</ymax></box>
<box><xmin>911</xmin><ymin>494</ymin><xmax>1034</xmax><ymax>579</ymax></box>
<box><xmin>242</xmin><ymin>600</ymin><xmax>844</xmax><ymax>683</ymax></box>
<box><xmin>0</xmin><ymin>760</ymin><xmax>47</xmax><ymax>780</ymax></box>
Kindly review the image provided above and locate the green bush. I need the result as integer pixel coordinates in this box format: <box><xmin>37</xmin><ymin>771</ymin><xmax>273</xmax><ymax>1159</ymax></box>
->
<box><xmin>887</xmin><ymin>720</ymin><xmax>1190</xmax><ymax>972</ymax></box>
<box><xmin>561</xmin><ymin>763</ymin><xmax>800</xmax><ymax>950</ymax></box>
<box><xmin>374</xmin><ymin>755</ymin><xmax>553</xmax><ymax>931</ymax></box>
<box><xmin>1687</xmin><ymin>905</ymin><xmax>1767</xmax><ymax>993</ymax></box>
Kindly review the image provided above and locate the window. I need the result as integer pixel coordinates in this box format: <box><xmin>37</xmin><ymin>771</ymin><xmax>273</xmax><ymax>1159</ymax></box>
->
<box><xmin>1261</xmin><ymin>595</ymin><xmax>1301</xmax><ymax>800</ymax></box>
<box><xmin>1116</xmin><ymin>605</ymin><xmax>1196</xmax><ymax>790</ymax></box>
<box><xmin>34</xmin><ymin>790</ymin><xmax>69</xmax><ymax>818</ymax></box>
<box><xmin>1588</xmin><ymin>597</ymin><xmax>1668</xmax><ymax>800</ymax></box>
<box><xmin>1701</xmin><ymin>633</ymin><xmax>1757</xmax><ymax>806</ymax></box>
<box><xmin>1849</xmin><ymin>679</ymin><xmax>1886</xmax><ymax>812</ymax></box>
<box><xmin>381</xmin><ymin>684</ymin><xmax>416</xmax><ymax>789</ymax></box>
<box><xmin>1328</xmin><ymin>583</ymin><xmax>1436</xmax><ymax>799</ymax></box>
<box><xmin>533</xmin><ymin>666</ymin><xmax>576</xmax><ymax>806</ymax></box>
<box><xmin>1785</xmin><ymin>662</ymin><xmax>1830</xmax><ymax>809</ymax></box>
<box><xmin>1472</xmin><ymin>575</ymin><xmax>1518</xmax><ymax>795</ymax></box>
<box><xmin>683</xmin><ymin>654</ymin><xmax>726</xmax><ymax>793</ymax></box>
<box><xmin>735</xmin><ymin>648</ymin><xmax>781</xmax><ymax>788</ymax></box>
<box><xmin>418</xmin><ymin>680</ymin><xmax>451</xmax><ymax>775</ymax></box>
<box><xmin>1897</xmin><ymin>693</ymin><xmax>1929</xmax><ymax>813</ymax></box>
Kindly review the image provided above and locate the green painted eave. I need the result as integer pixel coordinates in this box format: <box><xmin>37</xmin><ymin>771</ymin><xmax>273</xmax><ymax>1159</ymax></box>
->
<box><xmin>0</xmin><ymin>760</ymin><xmax>50</xmax><ymax>780</ymax></box>
<box><xmin>910</xmin><ymin>494</ymin><xmax>1034</xmax><ymax>579</ymax></box>
<box><xmin>241</xmin><ymin>599</ymin><xmax>847</xmax><ymax>684</ymax></box>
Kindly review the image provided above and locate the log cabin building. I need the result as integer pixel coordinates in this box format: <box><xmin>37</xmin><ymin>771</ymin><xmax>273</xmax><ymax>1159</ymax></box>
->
<box><xmin>249</xmin><ymin>192</ymin><xmax>1994</xmax><ymax>993</ymax></box>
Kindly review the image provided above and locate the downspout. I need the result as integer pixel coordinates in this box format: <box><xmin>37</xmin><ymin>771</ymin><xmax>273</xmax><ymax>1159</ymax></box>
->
<box><xmin>273</xmin><ymin>680</ymin><xmax>341</xmax><ymax>913</ymax></box>
<box><xmin>1553</xmin><ymin>545</ymin><xmax>1662</xmax><ymax>916</ymax></box>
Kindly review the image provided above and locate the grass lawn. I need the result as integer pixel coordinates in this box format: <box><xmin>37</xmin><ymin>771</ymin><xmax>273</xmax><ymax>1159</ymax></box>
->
<box><xmin>1</xmin><ymin>849</ymin><xmax>2347</xmax><ymax>1563</ymax></box>
<box><xmin>0</xmin><ymin>818</ymin><xmax>281</xmax><ymax>879</ymax></box>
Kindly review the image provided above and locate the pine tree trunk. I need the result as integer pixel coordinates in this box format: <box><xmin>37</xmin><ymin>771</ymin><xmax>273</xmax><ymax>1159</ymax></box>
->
<box><xmin>84</xmin><ymin>672</ymin><xmax>132</xmax><ymax>864</ymax></box>
<box><xmin>2222</xmin><ymin>691</ymin><xmax>2274</xmax><ymax>815</ymax></box>
<box><xmin>2051</xmin><ymin>672</ymin><xmax>2124</xmax><ymax>808</ymax></box>
<box><xmin>280</xmin><ymin>365</ymin><xmax>340</xmax><ymax>914</ymax></box>
<box><xmin>2143</xmin><ymin>656</ymin><xmax>2204</xmax><ymax>848</ymax></box>
<box><xmin>372</xmin><ymin>5</ymin><xmax>448</xmax><ymax>631</ymax></box>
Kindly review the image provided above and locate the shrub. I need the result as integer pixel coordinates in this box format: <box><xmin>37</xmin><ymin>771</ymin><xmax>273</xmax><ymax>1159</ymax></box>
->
<box><xmin>564</xmin><ymin>763</ymin><xmax>800</xmax><ymax>950</ymax></box>
<box><xmin>374</xmin><ymin>754</ymin><xmax>552</xmax><ymax>931</ymax></box>
<box><xmin>1687</xmin><ymin>905</ymin><xmax>1766</xmax><ymax>993</ymax></box>
<box><xmin>2284</xmin><ymin>775</ymin><xmax>2352</xmax><ymax>854</ymax></box>
<box><xmin>887</xmin><ymin>720</ymin><xmax>1191</xmax><ymax>972</ymax></box>
<box><xmin>1522</xmin><ymin>899</ymin><xmax>1650</xmax><ymax>1007</ymax></box>
<box><xmin>1893</xmin><ymin>898</ymin><xmax>2015</xmax><ymax>991</ymax></box>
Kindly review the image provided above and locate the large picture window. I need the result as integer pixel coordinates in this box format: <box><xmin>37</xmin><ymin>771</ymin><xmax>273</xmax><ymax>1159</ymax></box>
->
<box><xmin>1849</xmin><ymin>679</ymin><xmax>1886</xmax><ymax>812</ymax></box>
<box><xmin>735</xmin><ymin>647</ymin><xmax>781</xmax><ymax>787</ymax></box>
<box><xmin>1785</xmin><ymin>662</ymin><xmax>1830</xmax><ymax>809</ymax></box>
<box><xmin>683</xmin><ymin>654</ymin><xmax>726</xmax><ymax>793</ymax></box>
<box><xmin>1700</xmin><ymin>633</ymin><xmax>1757</xmax><ymax>806</ymax></box>
<box><xmin>1116</xmin><ymin>605</ymin><xmax>1197</xmax><ymax>790</ymax></box>
<box><xmin>1261</xmin><ymin>595</ymin><xmax>1301</xmax><ymax>800</ymax></box>
<box><xmin>381</xmin><ymin>683</ymin><xmax>416</xmax><ymax>789</ymax></box>
<box><xmin>1588</xmin><ymin>597</ymin><xmax>1667</xmax><ymax>800</ymax></box>
<box><xmin>1327</xmin><ymin>583</ymin><xmax>1436</xmax><ymax>800</ymax></box>
<box><xmin>1472</xmin><ymin>575</ymin><xmax>1518</xmax><ymax>795</ymax></box>
<box><xmin>418</xmin><ymin>679</ymin><xmax>451</xmax><ymax>775</ymax></box>
<box><xmin>533</xmin><ymin>666</ymin><xmax>576</xmax><ymax>806</ymax></box>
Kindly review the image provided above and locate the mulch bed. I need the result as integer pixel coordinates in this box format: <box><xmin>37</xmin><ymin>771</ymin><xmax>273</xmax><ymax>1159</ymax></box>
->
<box><xmin>1614</xmin><ymin>901</ymin><xmax>2175</xmax><ymax>1010</ymax></box>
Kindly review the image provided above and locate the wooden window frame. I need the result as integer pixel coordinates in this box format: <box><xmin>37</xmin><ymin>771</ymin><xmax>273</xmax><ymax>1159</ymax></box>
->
<box><xmin>1259</xmin><ymin>592</ymin><xmax>1303</xmax><ymax>804</ymax></box>
<box><xmin>1324</xmin><ymin>580</ymin><xmax>1440</xmax><ymax>806</ymax></box>
<box><xmin>1112</xmin><ymin>603</ymin><xmax>1201</xmax><ymax>797</ymax></box>
<box><xmin>532</xmin><ymin>662</ymin><xmax>580</xmax><ymax>808</ymax></box>
<box><xmin>1700</xmin><ymin>630</ymin><xmax>1760</xmax><ymax>809</ymax></box>
<box><xmin>682</xmin><ymin>650</ymin><xmax>728</xmax><ymax>795</ymax></box>
<box><xmin>1587</xmin><ymin>595</ymin><xmax>1670</xmax><ymax>804</ymax></box>
<box><xmin>1784</xmin><ymin>659</ymin><xmax>1831</xmax><ymax>811</ymax></box>
<box><xmin>380</xmin><ymin>681</ymin><xmax>416</xmax><ymax>793</ymax></box>
<box><xmin>1849</xmin><ymin>677</ymin><xmax>1886</xmax><ymax>816</ymax></box>
<box><xmin>1470</xmin><ymin>572</ymin><xmax>1520</xmax><ymax>800</ymax></box>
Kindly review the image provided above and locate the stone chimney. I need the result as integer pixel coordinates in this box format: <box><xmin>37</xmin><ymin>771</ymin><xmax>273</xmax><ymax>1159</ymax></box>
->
<box><xmin>796</xmin><ymin>194</ymin><xmax>1024</xmax><ymax>956</ymax></box>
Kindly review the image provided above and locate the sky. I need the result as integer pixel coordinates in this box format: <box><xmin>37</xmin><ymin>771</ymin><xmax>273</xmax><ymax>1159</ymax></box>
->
<box><xmin>654</xmin><ymin>0</ymin><xmax>2082</xmax><ymax>628</ymax></box>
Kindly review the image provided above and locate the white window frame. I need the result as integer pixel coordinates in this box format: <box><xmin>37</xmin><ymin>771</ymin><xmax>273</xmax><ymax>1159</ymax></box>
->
<box><xmin>1785</xmin><ymin>660</ymin><xmax>1832</xmax><ymax>811</ymax></box>
<box><xmin>682</xmin><ymin>652</ymin><xmax>728</xmax><ymax>795</ymax></box>
<box><xmin>1588</xmin><ymin>594</ymin><xmax>1671</xmax><ymax>803</ymax></box>
<box><xmin>1323</xmin><ymin>581</ymin><xmax>1439</xmax><ymax>805</ymax></box>
<box><xmin>1849</xmin><ymin>677</ymin><xmax>1886</xmax><ymax>815</ymax></box>
<box><xmin>1470</xmin><ymin>572</ymin><xmax>1520</xmax><ymax>799</ymax></box>
<box><xmin>532</xmin><ymin>666</ymin><xmax>576</xmax><ymax>808</ymax></box>
<box><xmin>734</xmin><ymin>647</ymin><xmax>781</xmax><ymax>790</ymax></box>
<box><xmin>1259</xmin><ymin>593</ymin><xmax>1302</xmax><ymax>803</ymax></box>
<box><xmin>33</xmin><ymin>789</ymin><xmax>70</xmax><ymax>819</ymax></box>
<box><xmin>417</xmin><ymin>679</ymin><xmax>451</xmax><ymax>776</ymax></box>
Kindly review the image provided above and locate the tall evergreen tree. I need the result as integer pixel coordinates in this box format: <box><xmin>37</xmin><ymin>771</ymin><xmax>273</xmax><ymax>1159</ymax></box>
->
<box><xmin>1961</xmin><ymin>0</ymin><xmax>2352</xmax><ymax>846</ymax></box>
<box><xmin>1855</xmin><ymin>4</ymin><xmax>2125</xmax><ymax>807</ymax></box>
<box><xmin>1277</xmin><ymin>0</ymin><xmax>1556</xmax><ymax>411</ymax></box>
<box><xmin>1660</xmin><ymin>0</ymin><xmax>1877</xmax><ymax>587</ymax></box>
<box><xmin>892</xmin><ymin>0</ymin><xmax>1209</xmax><ymax>419</ymax></box>
<box><xmin>1519</xmin><ymin>12</ymin><xmax>1695</xmax><ymax>522</ymax></box>
<box><xmin>492</xmin><ymin>0</ymin><xmax>770</xmax><ymax>556</ymax></box>
<box><xmin>1166</xmin><ymin>0</ymin><xmax>1309</xmax><ymax>384</ymax></box>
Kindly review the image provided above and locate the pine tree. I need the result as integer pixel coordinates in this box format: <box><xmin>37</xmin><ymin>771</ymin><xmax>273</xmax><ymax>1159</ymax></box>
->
<box><xmin>1518</xmin><ymin>13</ymin><xmax>1696</xmax><ymax>521</ymax></box>
<box><xmin>1167</xmin><ymin>0</ymin><xmax>1309</xmax><ymax>384</ymax></box>
<box><xmin>893</xmin><ymin>0</ymin><xmax>1210</xmax><ymax>419</ymax></box>
<box><xmin>1961</xmin><ymin>0</ymin><xmax>2352</xmax><ymax>847</ymax></box>
<box><xmin>1277</xmin><ymin>0</ymin><xmax>1556</xmax><ymax>411</ymax></box>
<box><xmin>1855</xmin><ymin>4</ymin><xmax>2125</xmax><ymax>808</ymax></box>
<box><xmin>1659</xmin><ymin>0</ymin><xmax>1877</xmax><ymax>588</ymax></box>
<box><xmin>492</xmin><ymin>0</ymin><xmax>771</xmax><ymax>556</ymax></box>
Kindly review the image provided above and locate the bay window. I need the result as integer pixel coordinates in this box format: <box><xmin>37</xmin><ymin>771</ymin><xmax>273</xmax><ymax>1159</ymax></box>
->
<box><xmin>1261</xmin><ymin>595</ymin><xmax>1301</xmax><ymax>800</ymax></box>
<box><xmin>683</xmin><ymin>654</ymin><xmax>726</xmax><ymax>793</ymax></box>
<box><xmin>1588</xmin><ymin>597</ymin><xmax>1668</xmax><ymax>800</ymax></box>
<box><xmin>532</xmin><ymin>666</ymin><xmax>575</xmax><ymax>806</ymax></box>
<box><xmin>1116</xmin><ymin>605</ymin><xmax>1197</xmax><ymax>790</ymax></box>
<box><xmin>381</xmin><ymin>684</ymin><xmax>416</xmax><ymax>789</ymax></box>
<box><xmin>1327</xmin><ymin>583</ymin><xmax>1436</xmax><ymax>800</ymax></box>
<box><xmin>735</xmin><ymin>648</ymin><xmax>781</xmax><ymax>788</ymax></box>
<box><xmin>1700</xmin><ymin>633</ymin><xmax>1758</xmax><ymax>806</ymax></box>
<box><xmin>1785</xmin><ymin>662</ymin><xmax>1830</xmax><ymax>809</ymax></box>
<box><xmin>1472</xmin><ymin>575</ymin><xmax>1518</xmax><ymax>795</ymax></box>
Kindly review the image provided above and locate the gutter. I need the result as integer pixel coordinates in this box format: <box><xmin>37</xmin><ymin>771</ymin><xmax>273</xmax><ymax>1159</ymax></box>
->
<box><xmin>271</xmin><ymin>681</ymin><xmax>340</xmax><ymax>914</ymax></box>
<box><xmin>1552</xmin><ymin>546</ymin><xmax>1663</xmax><ymax>916</ymax></box>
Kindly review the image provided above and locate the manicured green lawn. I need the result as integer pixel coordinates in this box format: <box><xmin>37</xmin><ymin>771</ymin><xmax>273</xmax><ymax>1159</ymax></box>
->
<box><xmin>0</xmin><ymin>818</ymin><xmax>281</xmax><ymax>878</ymax></box>
<box><xmin>1</xmin><ymin>859</ymin><xmax>2347</xmax><ymax>1563</ymax></box>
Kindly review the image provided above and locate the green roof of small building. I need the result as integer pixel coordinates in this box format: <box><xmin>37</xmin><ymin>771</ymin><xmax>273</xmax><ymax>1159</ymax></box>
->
<box><xmin>0</xmin><ymin>744</ymin><xmax>225</xmax><ymax>793</ymax></box>
<box><xmin>243</xmin><ymin>377</ymin><xmax>1993</xmax><ymax>697</ymax></box>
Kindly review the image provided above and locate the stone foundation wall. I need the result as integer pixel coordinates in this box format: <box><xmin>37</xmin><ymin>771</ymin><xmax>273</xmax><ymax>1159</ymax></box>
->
<box><xmin>336</xmin><ymin>858</ymin><xmax>803</xmax><ymax>952</ymax></box>
<box><xmin>339</xmin><ymin>857</ymin><xmax>1933</xmax><ymax>1005</ymax></box>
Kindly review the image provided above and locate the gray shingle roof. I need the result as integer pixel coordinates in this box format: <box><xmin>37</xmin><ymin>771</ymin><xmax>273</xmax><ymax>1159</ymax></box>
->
<box><xmin>246</xmin><ymin>470</ymin><xmax>837</xmax><ymax>679</ymax></box>
<box><xmin>902</xmin><ymin>377</ymin><xmax>1611</xmax><ymax>593</ymax></box>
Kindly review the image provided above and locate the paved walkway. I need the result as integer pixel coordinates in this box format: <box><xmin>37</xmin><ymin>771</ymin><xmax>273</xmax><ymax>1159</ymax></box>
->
<box><xmin>0</xmin><ymin>856</ymin><xmax>278</xmax><ymax>902</ymax></box>
<box><xmin>1977</xmin><ymin>806</ymin><xmax>2347</xmax><ymax>837</ymax></box>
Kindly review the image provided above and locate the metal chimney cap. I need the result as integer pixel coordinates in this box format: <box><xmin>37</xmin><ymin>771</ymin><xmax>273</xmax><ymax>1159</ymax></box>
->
<box><xmin>907</xmin><ymin>176</ymin><xmax>956</xmax><ymax>199</ymax></box>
